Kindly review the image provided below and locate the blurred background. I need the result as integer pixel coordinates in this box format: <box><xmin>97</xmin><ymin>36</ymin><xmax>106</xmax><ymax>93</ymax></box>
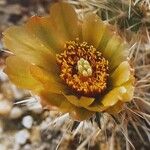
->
<box><xmin>0</xmin><ymin>0</ymin><xmax>150</xmax><ymax>150</ymax></box>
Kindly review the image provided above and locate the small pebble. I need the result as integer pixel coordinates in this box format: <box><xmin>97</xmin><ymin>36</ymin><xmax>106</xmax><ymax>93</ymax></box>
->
<box><xmin>0</xmin><ymin>69</ymin><xmax>8</xmax><ymax>81</ymax></box>
<box><xmin>9</xmin><ymin>107</ymin><xmax>23</xmax><ymax>119</ymax></box>
<box><xmin>1</xmin><ymin>83</ymin><xmax>15</xmax><ymax>100</ymax></box>
<box><xmin>0</xmin><ymin>144</ymin><xmax>6</xmax><ymax>150</ymax></box>
<box><xmin>15</xmin><ymin>129</ymin><xmax>30</xmax><ymax>145</ymax></box>
<box><xmin>31</xmin><ymin>127</ymin><xmax>41</xmax><ymax>143</ymax></box>
<box><xmin>22</xmin><ymin>115</ymin><xmax>33</xmax><ymax>129</ymax></box>
<box><xmin>23</xmin><ymin>144</ymin><xmax>32</xmax><ymax>150</ymax></box>
<box><xmin>0</xmin><ymin>100</ymin><xmax>12</xmax><ymax>116</ymax></box>
<box><xmin>40</xmin><ymin>121</ymin><xmax>49</xmax><ymax>131</ymax></box>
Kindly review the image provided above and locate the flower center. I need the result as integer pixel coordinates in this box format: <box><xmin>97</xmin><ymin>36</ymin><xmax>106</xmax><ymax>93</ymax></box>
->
<box><xmin>56</xmin><ymin>40</ymin><xmax>109</xmax><ymax>96</ymax></box>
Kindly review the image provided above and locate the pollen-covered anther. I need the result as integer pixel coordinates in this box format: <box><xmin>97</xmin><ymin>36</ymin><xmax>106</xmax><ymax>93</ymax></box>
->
<box><xmin>56</xmin><ymin>41</ymin><xmax>109</xmax><ymax>96</ymax></box>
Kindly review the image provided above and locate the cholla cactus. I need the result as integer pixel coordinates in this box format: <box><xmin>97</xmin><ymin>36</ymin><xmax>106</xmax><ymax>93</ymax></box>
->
<box><xmin>68</xmin><ymin>0</ymin><xmax>150</xmax><ymax>32</ymax></box>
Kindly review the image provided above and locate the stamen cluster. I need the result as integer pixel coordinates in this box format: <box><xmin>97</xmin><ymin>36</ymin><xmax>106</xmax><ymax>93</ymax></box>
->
<box><xmin>56</xmin><ymin>41</ymin><xmax>109</xmax><ymax>96</ymax></box>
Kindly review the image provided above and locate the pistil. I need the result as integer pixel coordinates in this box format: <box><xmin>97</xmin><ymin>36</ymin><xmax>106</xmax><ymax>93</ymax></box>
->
<box><xmin>77</xmin><ymin>58</ymin><xmax>92</xmax><ymax>77</ymax></box>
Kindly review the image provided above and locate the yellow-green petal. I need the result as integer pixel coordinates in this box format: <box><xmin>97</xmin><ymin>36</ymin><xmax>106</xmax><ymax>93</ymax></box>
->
<box><xmin>4</xmin><ymin>56</ymin><xmax>43</xmax><ymax>92</ymax></box>
<box><xmin>85</xmin><ymin>103</ymin><xmax>107</xmax><ymax>112</ymax></box>
<box><xmin>109</xmin><ymin>43</ymin><xmax>129</xmax><ymax>70</ymax></box>
<box><xmin>111</xmin><ymin>61</ymin><xmax>131</xmax><ymax>87</ymax></box>
<box><xmin>40</xmin><ymin>92</ymin><xmax>75</xmax><ymax>113</ymax></box>
<box><xmin>3</xmin><ymin>26</ymin><xmax>57</xmax><ymax>72</ymax></box>
<box><xmin>121</xmin><ymin>77</ymin><xmax>135</xmax><ymax>102</ymax></box>
<box><xmin>82</xmin><ymin>14</ymin><xmax>106</xmax><ymax>48</ymax></box>
<box><xmin>50</xmin><ymin>2</ymin><xmax>79</xmax><ymax>41</ymax></box>
<box><xmin>30</xmin><ymin>65</ymin><xmax>68</xmax><ymax>94</ymax></box>
<box><xmin>101</xmin><ymin>86</ymin><xmax>127</xmax><ymax>107</ymax></box>
<box><xmin>105</xmin><ymin>101</ymin><xmax>124</xmax><ymax>114</ymax></box>
<box><xmin>26</xmin><ymin>16</ymin><xmax>65</xmax><ymax>53</ymax></box>
<box><xmin>65</xmin><ymin>95</ymin><xmax>94</xmax><ymax>107</ymax></box>
<box><xmin>103</xmin><ymin>35</ymin><xmax>122</xmax><ymax>59</ymax></box>
<box><xmin>70</xmin><ymin>107</ymin><xmax>94</xmax><ymax>121</ymax></box>
<box><xmin>97</xmin><ymin>24</ymin><xmax>113</xmax><ymax>51</ymax></box>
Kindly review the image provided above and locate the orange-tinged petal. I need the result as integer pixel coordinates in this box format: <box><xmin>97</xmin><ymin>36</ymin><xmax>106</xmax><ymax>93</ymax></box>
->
<box><xmin>3</xmin><ymin>26</ymin><xmax>57</xmax><ymax>72</ymax></box>
<box><xmin>70</xmin><ymin>107</ymin><xmax>94</xmax><ymax>121</ymax></box>
<box><xmin>30</xmin><ymin>65</ymin><xmax>69</xmax><ymax>94</ymax></box>
<box><xmin>26</xmin><ymin>16</ymin><xmax>65</xmax><ymax>53</ymax></box>
<box><xmin>40</xmin><ymin>92</ymin><xmax>75</xmax><ymax>113</ymax></box>
<box><xmin>82</xmin><ymin>14</ymin><xmax>106</xmax><ymax>48</ymax></box>
<box><xmin>4</xmin><ymin>56</ymin><xmax>43</xmax><ymax>91</ymax></box>
<box><xmin>101</xmin><ymin>86</ymin><xmax>127</xmax><ymax>107</ymax></box>
<box><xmin>64</xmin><ymin>95</ymin><xmax>94</xmax><ymax>107</ymax></box>
<box><xmin>50</xmin><ymin>2</ymin><xmax>79</xmax><ymax>41</ymax></box>
<box><xmin>111</xmin><ymin>61</ymin><xmax>131</xmax><ymax>87</ymax></box>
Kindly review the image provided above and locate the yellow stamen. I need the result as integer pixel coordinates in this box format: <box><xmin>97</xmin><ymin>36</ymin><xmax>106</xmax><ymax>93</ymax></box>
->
<box><xmin>56</xmin><ymin>40</ymin><xmax>109</xmax><ymax>96</ymax></box>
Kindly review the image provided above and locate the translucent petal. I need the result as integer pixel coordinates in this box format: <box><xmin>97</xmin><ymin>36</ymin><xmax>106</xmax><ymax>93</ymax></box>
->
<box><xmin>85</xmin><ymin>103</ymin><xmax>107</xmax><ymax>112</ymax></box>
<box><xmin>25</xmin><ymin>16</ymin><xmax>65</xmax><ymax>53</ymax></box>
<box><xmin>65</xmin><ymin>95</ymin><xmax>94</xmax><ymax>107</ymax></box>
<box><xmin>40</xmin><ymin>92</ymin><xmax>75</xmax><ymax>113</ymax></box>
<box><xmin>111</xmin><ymin>61</ymin><xmax>131</xmax><ymax>87</ymax></box>
<box><xmin>70</xmin><ymin>107</ymin><xmax>94</xmax><ymax>121</ymax></box>
<box><xmin>102</xmin><ymin>73</ymin><xmax>134</xmax><ymax>107</ymax></box>
<box><xmin>3</xmin><ymin>26</ymin><xmax>57</xmax><ymax>72</ymax></box>
<box><xmin>97</xmin><ymin>24</ymin><xmax>113</xmax><ymax>51</ymax></box>
<box><xmin>95</xmin><ymin>26</ymin><xmax>128</xmax><ymax>70</ymax></box>
<box><xmin>40</xmin><ymin>91</ymin><xmax>93</xmax><ymax>121</ymax></box>
<box><xmin>103</xmin><ymin>35</ymin><xmax>122</xmax><ymax>59</ymax></box>
<box><xmin>30</xmin><ymin>65</ymin><xmax>69</xmax><ymax>94</ymax></box>
<box><xmin>82</xmin><ymin>14</ymin><xmax>106</xmax><ymax>48</ymax></box>
<box><xmin>101</xmin><ymin>86</ymin><xmax>127</xmax><ymax>107</ymax></box>
<box><xmin>105</xmin><ymin>101</ymin><xmax>124</xmax><ymax>114</ymax></box>
<box><xmin>4</xmin><ymin>56</ymin><xmax>43</xmax><ymax>91</ymax></box>
<box><xmin>109</xmin><ymin>43</ymin><xmax>129</xmax><ymax>70</ymax></box>
<box><xmin>50</xmin><ymin>2</ymin><xmax>79</xmax><ymax>41</ymax></box>
<box><xmin>121</xmin><ymin>77</ymin><xmax>135</xmax><ymax>102</ymax></box>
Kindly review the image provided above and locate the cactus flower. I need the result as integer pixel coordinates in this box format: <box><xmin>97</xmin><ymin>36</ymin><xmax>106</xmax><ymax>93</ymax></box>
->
<box><xmin>3</xmin><ymin>2</ymin><xmax>135</xmax><ymax>121</ymax></box>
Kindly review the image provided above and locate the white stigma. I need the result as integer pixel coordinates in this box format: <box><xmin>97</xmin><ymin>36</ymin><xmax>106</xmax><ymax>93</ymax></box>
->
<box><xmin>77</xmin><ymin>58</ymin><xmax>92</xmax><ymax>77</ymax></box>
